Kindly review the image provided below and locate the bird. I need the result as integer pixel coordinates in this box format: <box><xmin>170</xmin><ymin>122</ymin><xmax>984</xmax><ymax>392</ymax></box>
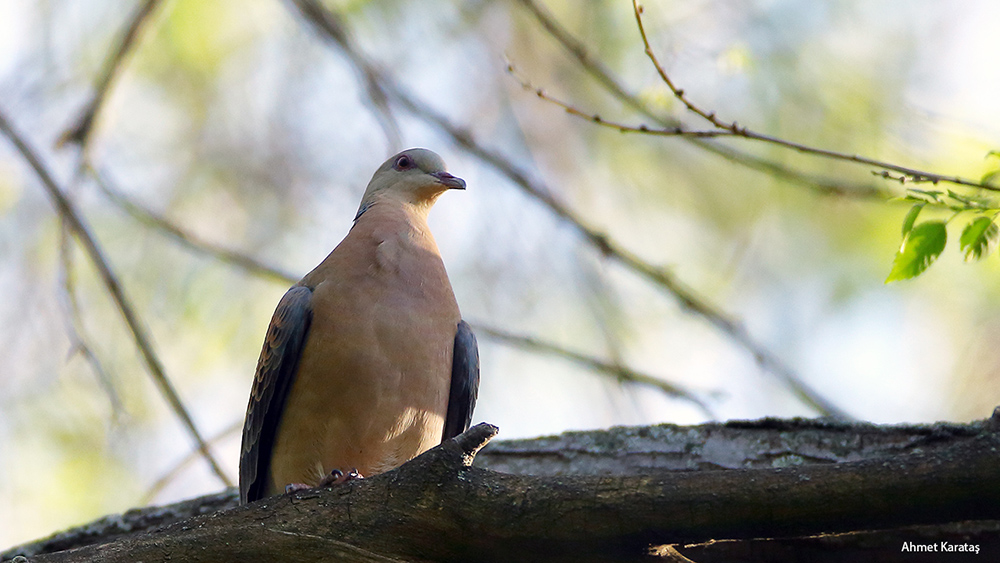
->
<box><xmin>239</xmin><ymin>148</ymin><xmax>479</xmax><ymax>504</ymax></box>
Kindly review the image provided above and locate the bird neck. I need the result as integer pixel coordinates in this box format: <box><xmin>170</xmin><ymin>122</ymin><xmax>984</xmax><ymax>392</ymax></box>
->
<box><xmin>354</xmin><ymin>192</ymin><xmax>437</xmax><ymax>225</ymax></box>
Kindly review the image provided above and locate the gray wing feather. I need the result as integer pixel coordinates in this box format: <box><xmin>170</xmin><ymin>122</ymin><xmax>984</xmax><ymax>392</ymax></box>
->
<box><xmin>442</xmin><ymin>320</ymin><xmax>480</xmax><ymax>441</ymax></box>
<box><xmin>239</xmin><ymin>285</ymin><xmax>313</xmax><ymax>504</ymax></box>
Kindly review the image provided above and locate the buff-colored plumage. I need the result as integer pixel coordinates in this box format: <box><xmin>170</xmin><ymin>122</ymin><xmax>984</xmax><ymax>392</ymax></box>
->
<box><xmin>239</xmin><ymin>149</ymin><xmax>478</xmax><ymax>503</ymax></box>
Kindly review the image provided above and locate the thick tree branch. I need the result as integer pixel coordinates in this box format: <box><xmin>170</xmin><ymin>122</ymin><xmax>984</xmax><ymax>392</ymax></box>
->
<box><xmin>475</xmin><ymin>415</ymin><xmax>994</xmax><ymax>475</ymax></box>
<box><xmin>2</xmin><ymin>491</ymin><xmax>238</xmax><ymax>561</ymax></box>
<box><xmin>7</xmin><ymin>416</ymin><xmax>1000</xmax><ymax>562</ymax></box>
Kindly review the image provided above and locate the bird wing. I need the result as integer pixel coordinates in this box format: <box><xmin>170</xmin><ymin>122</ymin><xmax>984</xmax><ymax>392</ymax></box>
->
<box><xmin>442</xmin><ymin>320</ymin><xmax>480</xmax><ymax>441</ymax></box>
<box><xmin>240</xmin><ymin>285</ymin><xmax>313</xmax><ymax>504</ymax></box>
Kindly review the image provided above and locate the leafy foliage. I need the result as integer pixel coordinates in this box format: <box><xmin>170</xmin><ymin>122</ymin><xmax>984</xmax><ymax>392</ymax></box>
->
<box><xmin>888</xmin><ymin>183</ymin><xmax>1000</xmax><ymax>281</ymax></box>
<box><xmin>960</xmin><ymin>217</ymin><xmax>999</xmax><ymax>261</ymax></box>
<box><xmin>900</xmin><ymin>203</ymin><xmax>924</xmax><ymax>237</ymax></box>
<box><xmin>886</xmin><ymin>221</ymin><xmax>947</xmax><ymax>282</ymax></box>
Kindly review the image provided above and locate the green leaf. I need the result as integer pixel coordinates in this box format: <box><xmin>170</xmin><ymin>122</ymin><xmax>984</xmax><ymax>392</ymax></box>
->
<box><xmin>885</xmin><ymin>221</ymin><xmax>947</xmax><ymax>282</ymax></box>
<box><xmin>983</xmin><ymin>169</ymin><xmax>1000</xmax><ymax>185</ymax></box>
<box><xmin>901</xmin><ymin>203</ymin><xmax>925</xmax><ymax>237</ymax></box>
<box><xmin>960</xmin><ymin>216</ymin><xmax>998</xmax><ymax>261</ymax></box>
<box><xmin>908</xmin><ymin>188</ymin><xmax>943</xmax><ymax>198</ymax></box>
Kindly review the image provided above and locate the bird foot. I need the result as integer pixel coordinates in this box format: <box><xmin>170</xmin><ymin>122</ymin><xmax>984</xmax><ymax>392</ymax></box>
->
<box><xmin>283</xmin><ymin>468</ymin><xmax>363</xmax><ymax>495</ymax></box>
<box><xmin>318</xmin><ymin>468</ymin><xmax>364</xmax><ymax>487</ymax></box>
<box><xmin>284</xmin><ymin>482</ymin><xmax>313</xmax><ymax>494</ymax></box>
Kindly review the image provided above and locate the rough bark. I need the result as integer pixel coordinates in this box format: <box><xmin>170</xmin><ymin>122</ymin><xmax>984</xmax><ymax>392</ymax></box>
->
<box><xmin>5</xmin><ymin>413</ymin><xmax>1000</xmax><ymax>562</ymax></box>
<box><xmin>476</xmin><ymin>415</ymin><xmax>994</xmax><ymax>474</ymax></box>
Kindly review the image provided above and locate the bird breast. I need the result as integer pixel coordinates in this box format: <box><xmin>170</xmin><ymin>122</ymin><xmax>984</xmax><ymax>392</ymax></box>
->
<box><xmin>267</xmin><ymin>204</ymin><xmax>460</xmax><ymax>493</ymax></box>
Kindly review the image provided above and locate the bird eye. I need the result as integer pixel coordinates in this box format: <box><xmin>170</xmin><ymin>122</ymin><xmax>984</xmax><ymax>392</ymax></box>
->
<box><xmin>395</xmin><ymin>155</ymin><xmax>412</xmax><ymax>169</ymax></box>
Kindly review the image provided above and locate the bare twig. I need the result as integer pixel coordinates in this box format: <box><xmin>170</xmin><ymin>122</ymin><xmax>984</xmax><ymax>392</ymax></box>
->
<box><xmin>88</xmin><ymin>166</ymin><xmax>300</xmax><ymax>285</ymax></box>
<box><xmin>57</xmin><ymin>0</ymin><xmax>165</xmax><ymax>150</ymax></box>
<box><xmin>142</xmin><ymin>419</ymin><xmax>243</xmax><ymax>504</ymax></box>
<box><xmin>473</xmin><ymin>322</ymin><xmax>713</xmax><ymax>418</ymax></box>
<box><xmin>507</xmin><ymin>62</ymin><xmax>732</xmax><ymax>138</ymax></box>
<box><xmin>284</xmin><ymin>0</ymin><xmax>401</xmax><ymax>154</ymax></box>
<box><xmin>513</xmin><ymin>0</ymin><xmax>890</xmax><ymax>199</ymax></box>
<box><xmin>512</xmin><ymin>0</ymin><xmax>674</xmax><ymax>125</ymax></box>
<box><xmin>287</xmin><ymin>0</ymin><xmax>849</xmax><ymax>419</ymax></box>
<box><xmin>0</xmin><ymin>108</ymin><xmax>233</xmax><ymax>487</ymax></box>
<box><xmin>57</xmin><ymin>219</ymin><xmax>125</xmax><ymax>417</ymax></box>
<box><xmin>632</xmin><ymin>0</ymin><xmax>996</xmax><ymax>192</ymax></box>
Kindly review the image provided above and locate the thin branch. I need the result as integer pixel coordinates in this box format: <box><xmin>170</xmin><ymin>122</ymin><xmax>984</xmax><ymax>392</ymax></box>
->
<box><xmin>287</xmin><ymin>0</ymin><xmax>849</xmax><ymax>419</ymax></box>
<box><xmin>88</xmin><ymin>165</ymin><xmax>300</xmax><ymax>285</ymax></box>
<box><xmin>632</xmin><ymin>0</ymin><xmax>997</xmax><ymax>192</ymax></box>
<box><xmin>0</xmin><ymin>108</ymin><xmax>233</xmax><ymax>488</ymax></box>
<box><xmin>513</xmin><ymin>0</ymin><xmax>890</xmax><ymax>199</ymax></box>
<box><xmin>56</xmin><ymin>0</ymin><xmax>165</xmax><ymax>150</ymax></box>
<box><xmin>512</xmin><ymin>51</ymin><xmax>948</xmax><ymax>195</ymax></box>
<box><xmin>612</xmin><ymin>243</ymin><xmax>850</xmax><ymax>418</ymax></box>
<box><xmin>284</xmin><ymin>0</ymin><xmax>401</xmax><ymax>154</ymax></box>
<box><xmin>512</xmin><ymin>0</ymin><xmax>675</xmax><ymax>125</ymax></box>
<box><xmin>472</xmin><ymin>322</ymin><xmax>714</xmax><ymax>418</ymax></box>
<box><xmin>57</xmin><ymin>218</ymin><xmax>125</xmax><ymax>418</ymax></box>
<box><xmin>142</xmin><ymin>419</ymin><xmax>244</xmax><ymax>504</ymax></box>
<box><xmin>507</xmin><ymin>62</ymin><xmax>733</xmax><ymax>138</ymax></box>
<box><xmin>509</xmin><ymin>66</ymin><xmax>721</xmax><ymax>417</ymax></box>
<box><xmin>357</xmin><ymin>68</ymin><xmax>403</xmax><ymax>154</ymax></box>
<box><xmin>510</xmin><ymin>0</ymin><xmax>987</xmax><ymax>412</ymax></box>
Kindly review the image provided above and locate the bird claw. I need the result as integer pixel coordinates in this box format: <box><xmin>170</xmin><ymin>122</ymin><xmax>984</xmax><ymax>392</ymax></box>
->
<box><xmin>318</xmin><ymin>468</ymin><xmax>364</xmax><ymax>487</ymax></box>
<box><xmin>283</xmin><ymin>468</ymin><xmax>363</xmax><ymax>495</ymax></box>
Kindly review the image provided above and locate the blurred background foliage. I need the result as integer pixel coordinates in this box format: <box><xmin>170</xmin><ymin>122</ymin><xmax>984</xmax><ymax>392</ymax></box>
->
<box><xmin>1</xmin><ymin>0</ymin><xmax>999</xmax><ymax>548</ymax></box>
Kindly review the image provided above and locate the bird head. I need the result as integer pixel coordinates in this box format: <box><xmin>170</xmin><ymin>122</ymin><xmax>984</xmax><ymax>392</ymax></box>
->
<box><xmin>356</xmin><ymin>148</ymin><xmax>465</xmax><ymax>220</ymax></box>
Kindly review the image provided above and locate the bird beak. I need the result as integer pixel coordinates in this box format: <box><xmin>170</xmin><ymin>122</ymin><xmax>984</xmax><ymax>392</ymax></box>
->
<box><xmin>431</xmin><ymin>171</ymin><xmax>466</xmax><ymax>190</ymax></box>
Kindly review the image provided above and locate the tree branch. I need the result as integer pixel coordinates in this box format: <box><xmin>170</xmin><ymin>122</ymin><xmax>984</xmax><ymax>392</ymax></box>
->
<box><xmin>56</xmin><ymin>219</ymin><xmax>125</xmax><ymax>418</ymax></box>
<box><xmin>140</xmin><ymin>419</ymin><xmax>244</xmax><ymax>505</ymax></box>
<box><xmin>284</xmin><ymin>0</ymin><xmax>402</xmax><ymax>154</ymax></box>
<box><xmin>513</xmin><ymin>0</ymin><xmax>890</xmax><ymax>199</ymax></box>
<box><xmin>507</xmin><ymin>64</ymin><xmax>733</xmax><ymax>138</ymax></box>
<box><xmin>471</xmin><ymin>322</ymin><xmax>713</xmax><ymax>417</ymax></box>
<box><xmin>0</xmin><ymin>109</ymin><xmax>232</xmax><ymax>488</ymax></box>
<box><xmin>21</xmin><ymin>412</ymin><xmax>986</xmax><ymax>556</ymax></box>
<box><xmin>7</xmin><ymin>418</ymin><xmax>1000</xmax><ymax>562</ymax></box>
<box><xmin>56</xmin><ymin>0</ymin><xmax>165</xmax><ymax>150</ymax></box>
<box><xmin>475</xmin><ymin>415</ymin><xmax>995</xmax><ymax>475</ymax></box>
<box><xmin>88</xmin><ymin>165</ymin><xmax>300</xmax><ymax>285</ymax></box>
<box><xmin>631</xmin><ymin>0</ymin><xmax>996</xmax><ymax>192</ymax></box>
